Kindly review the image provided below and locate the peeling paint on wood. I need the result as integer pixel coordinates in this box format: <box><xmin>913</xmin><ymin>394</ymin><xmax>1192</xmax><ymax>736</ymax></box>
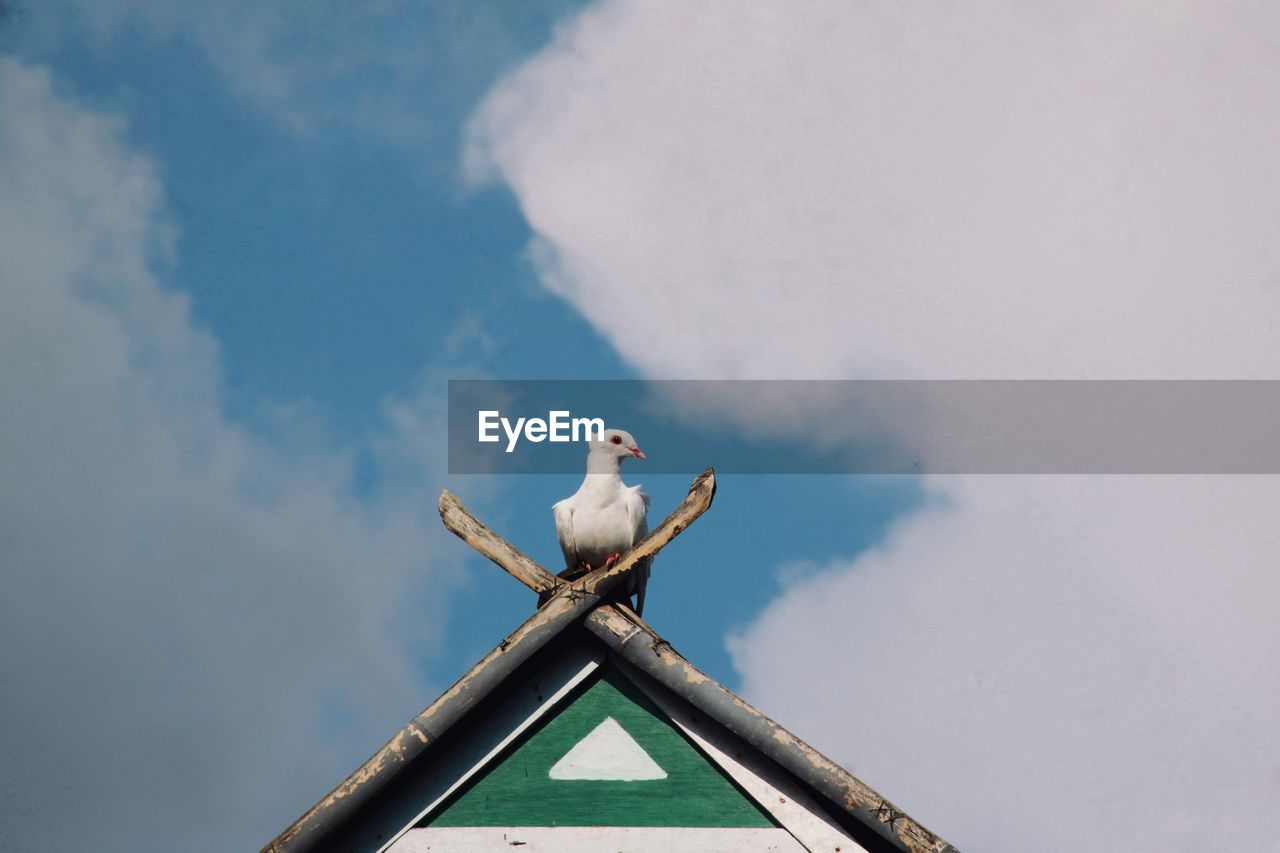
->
<box><xmin>438</xmin><ymin>491</ymin><xmax>559</xmax><ymax>593</ymax></box>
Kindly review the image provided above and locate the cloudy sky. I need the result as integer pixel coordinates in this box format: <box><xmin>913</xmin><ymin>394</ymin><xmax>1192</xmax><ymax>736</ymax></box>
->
<box><xmin>4</xmin><ymin>2</ymin><xmax>1280</xmax><ymax>851</ymax></box>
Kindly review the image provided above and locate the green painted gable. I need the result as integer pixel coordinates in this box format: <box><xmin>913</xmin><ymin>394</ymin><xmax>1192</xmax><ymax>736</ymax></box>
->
<box><xmin>425</xmin><ymin>666</ymin><xmax>776</xmax><ymax>828</ymax></box>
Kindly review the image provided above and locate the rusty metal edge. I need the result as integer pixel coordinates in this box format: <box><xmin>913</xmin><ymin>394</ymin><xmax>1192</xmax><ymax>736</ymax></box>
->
<box><xmin>583</xmin><ymin>604</ymin><xmax>961</xmax><ymax>853</ymax></box>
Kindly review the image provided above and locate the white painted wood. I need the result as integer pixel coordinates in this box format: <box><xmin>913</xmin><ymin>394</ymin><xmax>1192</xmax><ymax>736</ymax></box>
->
<box><xmin>617</xmin><ymin>659</ymin><xmax>868</xmax><ymax>853</ymax></box>
<box><xmin>389</xmin><ymin>826</ymin><xmax>807</xmax><ymax>852</ymax></box>
<box><xmin>376</xmin><ymin>646</ymin><xmax>604</xmax><ymax>853</ymax></box>
<box><xmin>548</xmin><ymin>716</ymin><xmax>667</xmax><ymax>780</ymax></box>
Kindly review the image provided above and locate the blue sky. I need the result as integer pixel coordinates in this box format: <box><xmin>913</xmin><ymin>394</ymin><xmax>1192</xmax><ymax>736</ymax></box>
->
<box><xmin>8</xmin><ymin>2</ymin><xmax>920</xmax><ymax>683</ymax></box>
<box><xmin>6</xmin><ymin>3</ymin><xmax>1280</xmax><ymax>852</ymax></box>
<box><xmin>24</xmin><ymin>1</ymin><xmax>620</xmax><ymax>428</ymax></box>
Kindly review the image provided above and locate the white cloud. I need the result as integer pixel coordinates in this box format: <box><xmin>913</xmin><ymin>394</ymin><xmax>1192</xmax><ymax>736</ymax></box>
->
<box><xmin>0</xmin><ymin>58</ymin><xmax>460</xmax><ymax>851</ymax></box>
<box><xmin>468</xmin><ymin>2</ymin><xmax>1280</xmax><ymax>849</ymax></box>
<box><xmin>468</xmin><ymin>0</ymin><xmax>1280</xmax><ymax>381</ymax></box>
<box><xmin>730</xmin><ymin>475</ymin><xmax>1280</xmax><ymax>849</ymax></box>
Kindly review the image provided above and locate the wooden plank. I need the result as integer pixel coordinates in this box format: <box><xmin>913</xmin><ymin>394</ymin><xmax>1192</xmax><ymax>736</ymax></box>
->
<box><xmin>374</xmin><ymin>644</ymin><xmax>605</xmax><ymax>853</ymax></box>
<box><xmin>264</xmin><ymin>592</ymin><xmax>609</xmax><ymax>850</ymax></box>
<box><xmin>584</xmin><ymin>605</ymin><xmax>957</xmax><ymax>853</ymax></box>
<box><xmin>390</xmin><ymin>826</ymin><xmax>807</xmax><ymax>852</ymax></box>
<box><xmin>438</xmin><ymin>489</ymin><xmax>559</xmax><ymax>594</ymax></box>
<box><xmin>618</xmin><ymin>657</ymin><xmax>868</xmax><ymax>853</ymax></box>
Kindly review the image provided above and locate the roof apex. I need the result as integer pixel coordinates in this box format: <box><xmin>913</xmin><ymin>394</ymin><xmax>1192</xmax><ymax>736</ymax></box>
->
<box><xmin>264</xmin><ymin>603</ymin><xmax>956</xmax><ymax>853</ymax></box>
<box><xmin>264</xmin><ymin>474</ymin><xmax>956</xmax><ymax>853</ymax></box>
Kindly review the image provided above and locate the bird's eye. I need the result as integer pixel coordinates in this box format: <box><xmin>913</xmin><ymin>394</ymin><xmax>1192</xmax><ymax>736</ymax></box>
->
<box><xmin>610</xmin><ymin>435</ymin><xmax>622</xmax><ymax>445</ymax></box>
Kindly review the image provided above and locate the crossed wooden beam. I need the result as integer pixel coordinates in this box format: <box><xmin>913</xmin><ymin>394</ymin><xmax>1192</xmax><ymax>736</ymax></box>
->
<box><xmin>268</xmin><ymin>465</ymin><xmax>956</xmax><ymax>853</ymax></box>
<box><xmin>437</xmin><ymin>467</ymin><xmax>716</xmax><ymax>627</ymax></box>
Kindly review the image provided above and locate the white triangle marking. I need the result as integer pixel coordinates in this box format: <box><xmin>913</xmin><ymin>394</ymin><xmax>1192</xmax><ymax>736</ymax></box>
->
<box><xmin>548</xmin><ymin>716</ymin><xmax>668</xmax><ymax>780</ymax></box>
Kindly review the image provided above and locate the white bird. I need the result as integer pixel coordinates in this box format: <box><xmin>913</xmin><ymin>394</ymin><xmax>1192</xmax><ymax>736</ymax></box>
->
<box><xmin>552</xmin><ymin>428</ymin><xmax>651</xmax><ymax>615</ymax></box>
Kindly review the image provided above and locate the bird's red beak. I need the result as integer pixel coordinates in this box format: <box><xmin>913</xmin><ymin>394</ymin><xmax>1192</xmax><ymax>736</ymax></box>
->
<box><xmin>631</xmin><ymin>446</ymin><xmax>646</xmax><ymax>460</ymax></box>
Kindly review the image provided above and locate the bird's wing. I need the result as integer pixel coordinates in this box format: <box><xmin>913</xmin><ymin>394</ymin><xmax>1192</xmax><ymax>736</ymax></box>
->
<box><xmin>624</xmin><ymin>486</ymin><xmax>652</xmax><ymax>615</ymax></box>
<box><xmin>552</xmin><ymin>499</ymin><xmax>578</xmax><ymax>569</ymax></box>
<box><xmin>624</xmin><ymin>485</ymin><xmax>650</xmax><ymax>547</ymax></box>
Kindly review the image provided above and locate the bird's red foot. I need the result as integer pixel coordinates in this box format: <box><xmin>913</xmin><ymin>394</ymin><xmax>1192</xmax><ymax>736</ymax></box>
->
<box><xmin>604</xmin><ymin>552</ymin><xmax>622</xmax><ymax>568</ymax></box>
<box><xmin>578</xmin><ymin>561</ymin><xmax>593</xmax><ymax>572</ymax></box>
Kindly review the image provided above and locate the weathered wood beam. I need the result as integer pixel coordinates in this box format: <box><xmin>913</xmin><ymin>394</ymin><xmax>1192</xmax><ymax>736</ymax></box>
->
<box><xmin>264</xmin><ymin>595</ymin><xmax>577</xmax><ymax>853</ymax></box>
<box><xmin>440</xmin><ymin>467</ymin><xmax>717</xmax><ymax>604</ymax></box>
<box><xmin>438</xmin><ymin>490</ymin><xmax>560</xmax><ymax>594</ymax></box>
<box><xmin>583</xmin><ymin>604</ymin><xmax>958</xmax><ymax>853</ymax></box>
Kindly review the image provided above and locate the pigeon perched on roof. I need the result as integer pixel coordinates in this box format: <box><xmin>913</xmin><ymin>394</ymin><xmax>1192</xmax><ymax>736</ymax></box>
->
<box><xmin>552</xmin><ymin>428</ymin><xmax>651</xmax><ymax>615</ymax></box>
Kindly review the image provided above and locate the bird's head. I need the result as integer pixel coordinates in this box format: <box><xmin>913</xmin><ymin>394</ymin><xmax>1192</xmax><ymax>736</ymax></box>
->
<box><xmin>590</xmin><ymin>428</ymin><xmax>646</xmax><ymax>461</ymax></box>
